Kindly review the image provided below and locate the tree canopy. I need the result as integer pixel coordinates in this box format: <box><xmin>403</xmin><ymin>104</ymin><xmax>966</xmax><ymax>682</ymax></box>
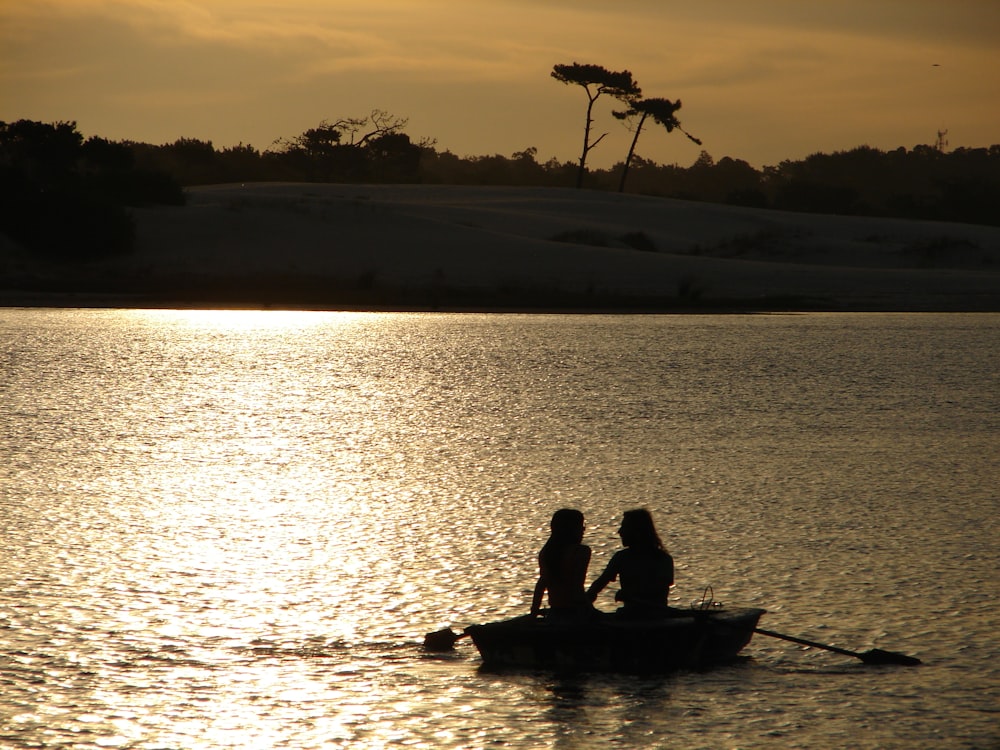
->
<box><xmin>614</xmin><ymin>97</ymin><xmax>702</xmax><ymax>192</ymax></box>
<box><xmin>269</xmin><ymin>110</ymin><xmax>420</xmax><ymax>182</ymax></box>
<box><xmin>551</xmin><ymin>62</ymin><xmax>642</xmax><ymax>187</ymax></box>
<box><xmin>0</xmin><ymin>119</ymin><xmax>183</xmax><ymax>260</ymax></box>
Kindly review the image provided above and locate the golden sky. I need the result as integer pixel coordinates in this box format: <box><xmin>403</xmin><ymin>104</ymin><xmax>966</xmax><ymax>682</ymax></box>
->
<box><xmin>2</xmin><ymin>0</ymin><xmax>998</xmax><ymax>168</ymax></box>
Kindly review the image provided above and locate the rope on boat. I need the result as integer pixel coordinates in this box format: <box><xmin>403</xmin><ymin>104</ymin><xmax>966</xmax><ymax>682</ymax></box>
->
<box><xmin>692</xmin><ymin>585</ymin><xmax>724</xmax><ymax>611</ymax></box>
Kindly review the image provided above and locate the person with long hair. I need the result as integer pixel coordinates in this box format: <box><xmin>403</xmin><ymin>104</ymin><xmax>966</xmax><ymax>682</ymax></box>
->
<box><xmin>587</xmin><ymin>508</ymin><xmax>674</xmax><ymax>618</ymax></box>
<box><xmin>530</xmin><ymin>508</ymin><xmax>593</xmax><ymax>617</ymax></box>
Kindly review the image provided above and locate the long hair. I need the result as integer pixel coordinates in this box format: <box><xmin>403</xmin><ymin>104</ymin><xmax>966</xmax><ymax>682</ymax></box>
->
<box><xmin>540</xmin><ymin>508</ymin><xmax>585</xmax><ymax>570</ymax></box>
<box><xmin>619</xmin><ymin>508</ymin><xmax>665</xmax><ymax>552</ymax></box>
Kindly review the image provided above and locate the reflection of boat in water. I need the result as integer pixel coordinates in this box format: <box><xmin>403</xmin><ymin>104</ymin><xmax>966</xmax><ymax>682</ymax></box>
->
<box><xmin>464</xmin><ymin>607</ymin><xmax>767</xmax><ymax>673</ymax></box>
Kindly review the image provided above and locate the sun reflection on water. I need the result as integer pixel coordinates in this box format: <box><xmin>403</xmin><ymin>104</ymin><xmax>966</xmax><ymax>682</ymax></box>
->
<box><xmin>126</xmin><ymin>308</ymin><xmax>376</xmax><ymax>332</ymax></box>
<box><xmin>2</xmin><ymin>310</ymin><xmax>998</xmax><ymax>748</ymax></box>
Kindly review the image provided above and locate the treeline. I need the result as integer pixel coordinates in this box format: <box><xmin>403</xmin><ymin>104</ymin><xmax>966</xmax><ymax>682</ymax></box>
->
<box><xmin>590</xmin><ymin>147</ymin><xmax>1000</xmax><ymax>227</ymax></box>
<box><xmin>136</xmin><ymin>134</ymin><xmax>1000</xmax><ymax>228</ymax></box>
<box><xmin>0</xmin><ymin>119</ymin><xmax>185</xmax><ymax>259</ymax></box>
<box><xmin>128</xmin><ymin>110</ymin><xmax>427</xmax><ymax>187</ymax></box>
<box><xmin>129</xmin><ymin>110</ymin><xmax>1000</xmax><ymax>227</ymax></box>
<box><xmin>544</xmin><ymin>61</ymin><xmax>999</xmax><ymax>226</ymax></box>
<box><xmin>3</xmin><ymin>117</ymin><xmax>999</xmax><ymax>264</ymax></box>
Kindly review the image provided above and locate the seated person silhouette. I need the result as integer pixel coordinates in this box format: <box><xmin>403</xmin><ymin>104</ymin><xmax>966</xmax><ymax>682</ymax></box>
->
<box><xmin>530</xmin><ymin>508</ymin><xmax>594</xmax><ymax>618</ymax></box>
<box><xmin>588</xmin><ymin>508</ymin><xmax>674</xmax><ymax>618</ymax></box>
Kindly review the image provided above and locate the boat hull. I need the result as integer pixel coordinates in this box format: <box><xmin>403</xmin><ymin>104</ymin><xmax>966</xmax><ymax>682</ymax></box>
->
<box><xmin>465</xmin><ymin>607</ymin><xmax>766</xmax><ymax>673</ymax></box>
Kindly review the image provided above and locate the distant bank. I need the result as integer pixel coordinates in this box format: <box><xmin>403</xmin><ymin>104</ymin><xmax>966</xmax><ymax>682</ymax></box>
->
<box><xmin>3</xmin><ymin>184</ymin><xmax>999</xmax><ymax>312</ymax></box>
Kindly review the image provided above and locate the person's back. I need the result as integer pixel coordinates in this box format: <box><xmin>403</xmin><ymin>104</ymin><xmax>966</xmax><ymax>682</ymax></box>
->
<box><xmin>541</xmin><ymin>542</ymin><xmax>591</xmax><ymax>610</ymax></box>
<box><xmin>531</xmin><ymin>508</ymin><xmax>593</xmax><ymax>617</ymax></box>
<box><xmin>609</xmin><ymin>546</ymin><xmax>673</xmax><ymax>615</ymax></box>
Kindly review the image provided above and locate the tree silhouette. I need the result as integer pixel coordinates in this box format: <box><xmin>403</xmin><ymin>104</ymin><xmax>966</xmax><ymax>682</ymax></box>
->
<box><xmin>614</xmin><ymin>97</ymin><xmax>702</xmax><ymax>192</ymax></box>
<box><xmin>343</xmin><ymin>109</ymin><xmax>409</xmax><ymax>146</ymax></box>
<box><xmin>551</xmin><ymin>63</ymin><xmax>641</xmax><ymax>188</ymax></box>
<box><xmin>1</xmin><ymin>119</ymin><xmax>182</xmax><ymax>260</ymax></box>
<box><xmin>272</xmin><ymin>111</ymin><xmax>412</xmax><ymax>181</ymax></box>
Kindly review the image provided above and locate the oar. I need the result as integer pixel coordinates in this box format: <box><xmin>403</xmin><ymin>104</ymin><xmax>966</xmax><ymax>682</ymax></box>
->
<box><xmin>423</xmin><ymin>627</ymin><xmax>469</xmax><ymax>651</ymax></box>
<box><xmin>754</xmin><ymin>627</ymin><xmax>921</xmax><ymax>666</ymax></box>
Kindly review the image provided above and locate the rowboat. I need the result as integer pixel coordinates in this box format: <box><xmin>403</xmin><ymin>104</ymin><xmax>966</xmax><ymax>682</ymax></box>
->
<box><xmin>462</xmin><ymin>607</ymin><xmax>767</xmax><ymax>673</ymax></box>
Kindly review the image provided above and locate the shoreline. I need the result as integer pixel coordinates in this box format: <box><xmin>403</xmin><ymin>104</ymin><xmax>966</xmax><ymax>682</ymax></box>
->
<box><xmin>0</xmin><ymin>289</ymin><xmax>832</xmax><ymax>314</ymax></box>
<box><xmin>5</xmin><ymin>290</ymin><xmax>993</xmax><ymax>314</ymax></box>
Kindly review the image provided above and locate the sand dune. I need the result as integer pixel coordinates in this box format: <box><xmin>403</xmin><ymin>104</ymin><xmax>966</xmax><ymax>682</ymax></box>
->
<box><xmin>4</xmin><ymin>183</ymin><xmax>1000</xmax><ymax>310</ymax></box>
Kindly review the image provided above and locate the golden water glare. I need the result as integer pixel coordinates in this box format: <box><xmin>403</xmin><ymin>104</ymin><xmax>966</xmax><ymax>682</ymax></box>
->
<box><xmin>1</xmin><ymin>310</ymin><xmax>997</xmax><ymax>748</ymax></box>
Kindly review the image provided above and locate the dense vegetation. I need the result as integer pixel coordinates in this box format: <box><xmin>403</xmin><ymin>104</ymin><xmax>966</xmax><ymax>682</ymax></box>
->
<box><xmin>146</xmin><ymin>136</ymin><xmax>1000</xmax><ymax>227</ymax></box>
<box><xmin>122</xmin><ymin>112</ymin><xmax>1000</xmax><ymax>228</ymax></box>
<box><xmin>2</xmin><ymin>115</ymin><xmax>999</xmax><ymax>264</ymax></box>
<box><xmin>0</xmin><ymin>120</ymin><xmax>185</xmax><ymax>259</ymax></box>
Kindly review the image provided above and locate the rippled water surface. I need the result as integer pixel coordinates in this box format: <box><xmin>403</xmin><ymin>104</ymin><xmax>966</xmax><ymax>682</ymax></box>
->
<box><xmin>1</xmin><ymin>309</ymin><xmax>998</xmax><ymax>749</ymax></box>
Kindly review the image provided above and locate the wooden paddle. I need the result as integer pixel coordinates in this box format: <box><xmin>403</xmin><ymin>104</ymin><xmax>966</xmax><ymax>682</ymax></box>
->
<box><xmin>425</xmin><ymin>622</ymin><xmax>922</xmax><ymax>665</ymax></box>
<box><xmin>423</xmin><ymin>627</ymin><xmax>469</xmax><ymax>651</ymax></box>
<box><xmin>754</xmin><ymin>627</ymin><xmax>921</xmax><ymax>666</ymax></box>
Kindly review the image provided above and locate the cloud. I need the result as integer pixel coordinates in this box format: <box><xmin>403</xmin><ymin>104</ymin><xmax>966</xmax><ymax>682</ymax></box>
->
<box><xmin>2</xmin><ymin>0</ymin><xmax>997</xmax><ymax>166</ymax></box>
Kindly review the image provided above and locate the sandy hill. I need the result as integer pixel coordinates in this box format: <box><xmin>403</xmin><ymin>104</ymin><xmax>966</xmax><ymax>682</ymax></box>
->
<box><xmin>3</xmin><ymin>183</ymin><xmax>999</xmax><ymax>311</ymax></box>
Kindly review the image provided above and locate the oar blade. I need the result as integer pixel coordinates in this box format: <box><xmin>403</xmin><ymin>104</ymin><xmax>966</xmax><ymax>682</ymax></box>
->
<box><xmin>860</xmin><ymin>648</ymin><xmax>922</xmax><ymax>666</ymax></box>
<box><xmin>423</xmin><ymin>628</ymin><xmax>462</xmax><ymax>651</ymax></box>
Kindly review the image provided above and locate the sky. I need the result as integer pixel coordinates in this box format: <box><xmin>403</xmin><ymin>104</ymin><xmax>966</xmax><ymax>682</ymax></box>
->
<box><xmin>2</xmin><ymin>0</ymin><xmax>998</xmax><ymax>169</ymax></box>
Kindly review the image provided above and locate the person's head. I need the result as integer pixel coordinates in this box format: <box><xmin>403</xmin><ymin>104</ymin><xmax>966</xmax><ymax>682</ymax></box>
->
<box><xmin>540</xmin><ymin>509</ymin><xmax>586</xmax><ymax>569</ymax></box>
<box><xmin>618</xmin><ymin>508</ymin><xmax>664</xmax><ymax>551</ymax></box>
<box><xmin>549</xmin><ymin>508</ymin><xmax>585</xmax><ymax>545</ymax></box>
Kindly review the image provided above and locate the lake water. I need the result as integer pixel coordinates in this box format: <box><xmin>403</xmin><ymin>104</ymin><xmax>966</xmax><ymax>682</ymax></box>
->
<box><xmin>1</xmin><ymin>309</ymin><xmax>997</xmax><ymax>749</ymax></box>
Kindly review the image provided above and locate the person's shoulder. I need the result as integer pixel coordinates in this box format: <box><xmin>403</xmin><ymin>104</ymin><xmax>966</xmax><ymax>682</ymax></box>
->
<box><xmin>653</xmin><ymin>548</ymin><xmax>673</xmax><ymax>564</ymax></box>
